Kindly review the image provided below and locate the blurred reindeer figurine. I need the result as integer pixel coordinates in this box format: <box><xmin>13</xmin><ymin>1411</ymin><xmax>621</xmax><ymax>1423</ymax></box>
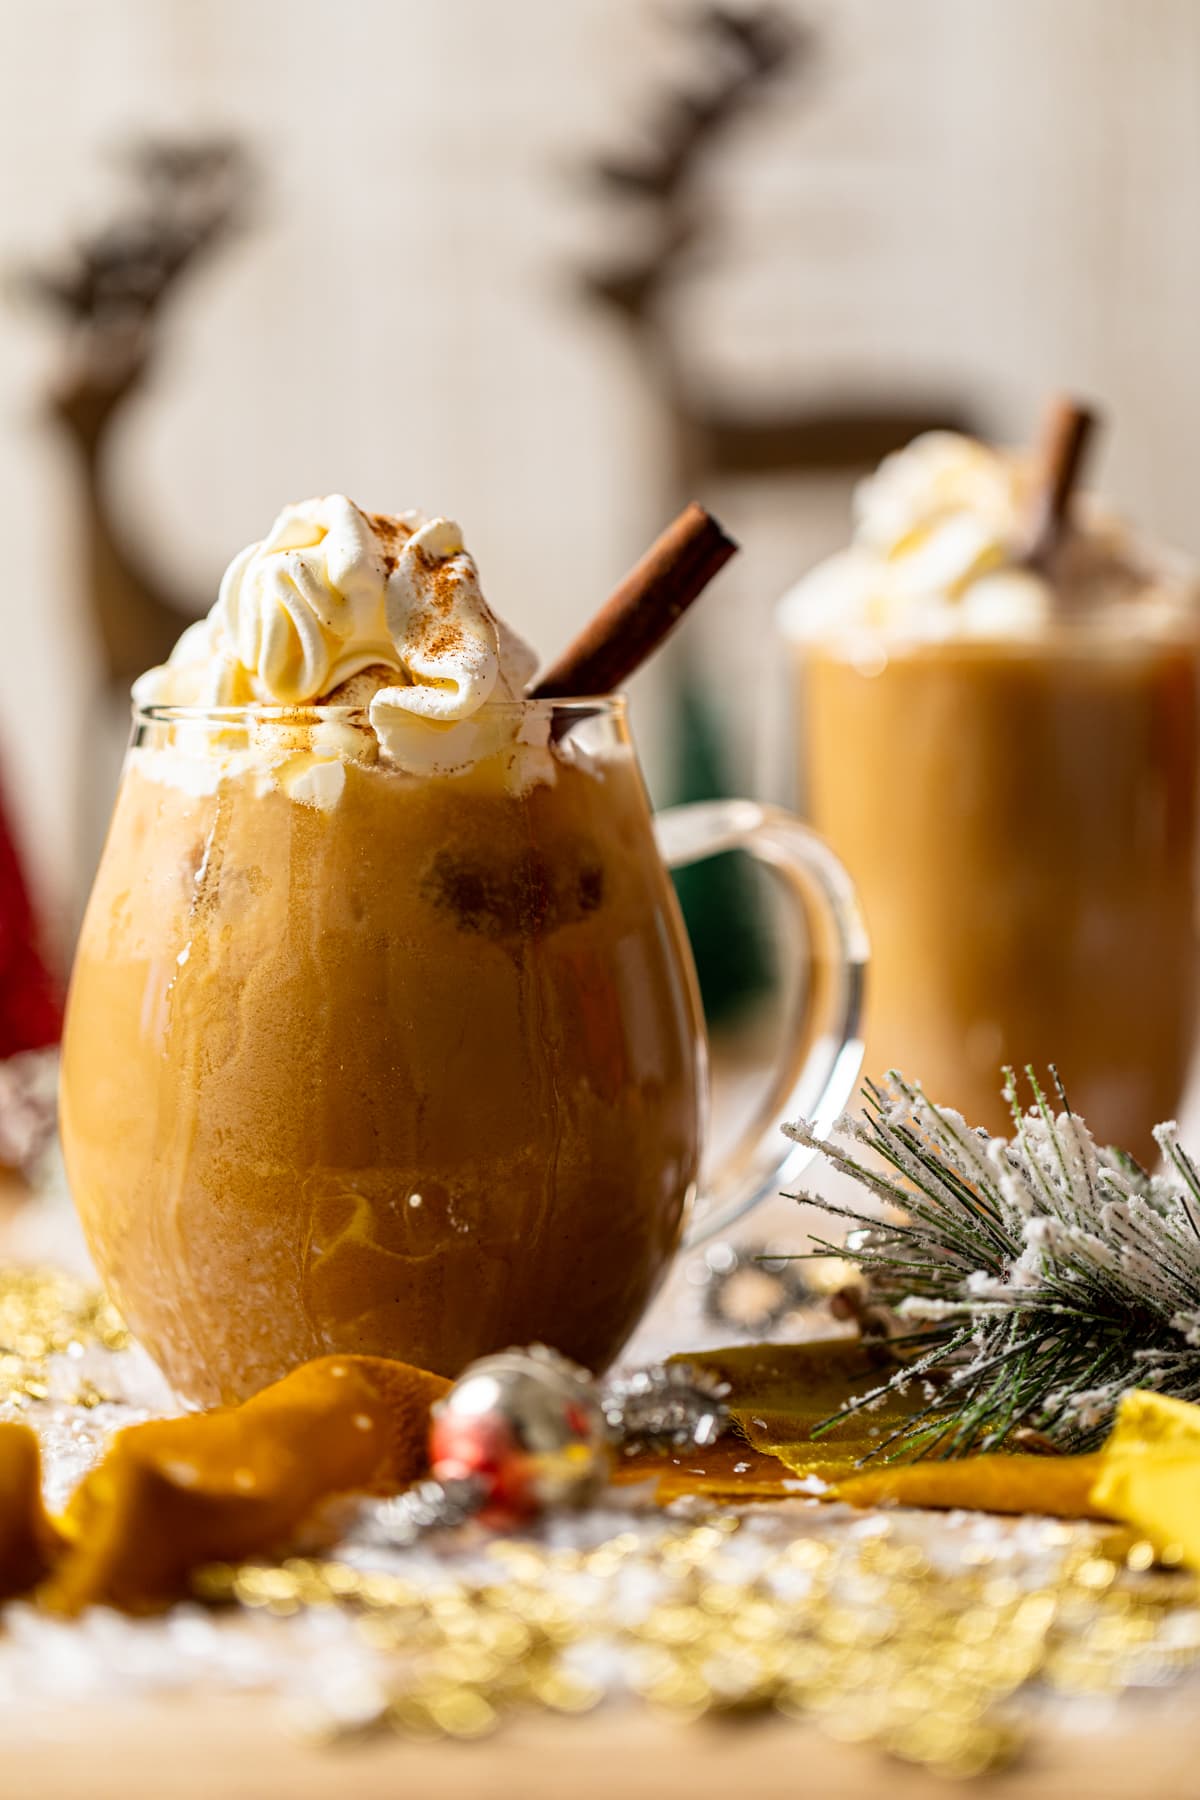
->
<box><xmin>578</xmin><ymin>5</ymin><xmax>973</xmax><ymax>494</ymax></box>
<box><xmin>15</xmin><ymin>138</ymin><xmax>254</xmax><ymax>692</ymax></box>
<box><xmin>576</xmin><ymin>7</ymin><xmax>975</xmax><ymax>1025</ymax></box>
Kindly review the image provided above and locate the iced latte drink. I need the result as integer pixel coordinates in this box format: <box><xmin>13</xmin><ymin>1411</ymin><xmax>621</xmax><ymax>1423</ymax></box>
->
<box><xmin>780</xmin><ymin>434</ymin><xmax>1200</xmax><ymax>1158</ymax></box>
<box><xmin>62</xmin><ymin>501</ymin><xmax>706</xmax><ymax>1403</ymax></box>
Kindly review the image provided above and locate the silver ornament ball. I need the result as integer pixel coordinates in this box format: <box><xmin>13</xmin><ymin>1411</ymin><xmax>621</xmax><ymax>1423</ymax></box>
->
<box><xmin>433</xmin><ymin>1344</ymin><xmax>612</xmax><ymax>1513</ymax></box>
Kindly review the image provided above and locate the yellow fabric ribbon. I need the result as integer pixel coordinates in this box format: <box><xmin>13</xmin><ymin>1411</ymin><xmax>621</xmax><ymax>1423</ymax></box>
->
<box><xmin>652</xmin><ymin>1341</ymin><xmax>1200</xmax><ymax>1569</ymax></box>
<box><xmin>0</xmin><ymin>1422</ymin><xmax>61</xmax><ymax>1596</ymax></box>
<box><xmin>1086</xmin><ymin>1390</ymin><xmax>1200</xmax><ymax>1563</ymax></box>
<box><xmin>1</xmin><ymin>1354</ymin><xmax>449</xmax><ymax>1614</ymax></box>
<box><xmin>833</xmin><ymin>1455</ymin><xmax>1107</xmax><ymax>1518</ymax></box>
<box><xmin>832</xmin><ymin>1388</ymin><xmax>1200</xmax><ymax>1567</ymax></box>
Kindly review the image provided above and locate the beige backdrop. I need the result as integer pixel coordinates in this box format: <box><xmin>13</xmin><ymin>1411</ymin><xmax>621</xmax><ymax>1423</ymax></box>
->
<box><xmin>1</xmin><ymin>0</ymin><xmax>1199</xmax><ymax>951</ymax></box>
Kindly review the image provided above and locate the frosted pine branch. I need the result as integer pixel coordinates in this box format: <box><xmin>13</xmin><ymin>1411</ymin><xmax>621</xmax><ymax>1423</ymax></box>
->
<box><xmin>784</xmin><ymin>1069</ymin><xmax>1200</xmax><ymax>1457</ymax></box>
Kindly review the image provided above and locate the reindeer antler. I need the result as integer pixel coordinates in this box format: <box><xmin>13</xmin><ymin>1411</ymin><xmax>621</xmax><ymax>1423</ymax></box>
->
<box><xmin>575</xmin><ymin>8</ymin><xmax>976</xmax><ymax>482</ymax></box>
<box><xmin>17</xmin><ymin>136</ymin><xmax>250</xmax><ymax>323</ymax></box>
<box><xmin>13</xmin><ymin>137</ymin><xmax>256</xmax><ymax>683</ymax></box>
<box><xmin>14</xmin><ymin>137</ymin><xmax>253</xmax><ymax>446</ymax></box>
<box><xmin>580</xmin><ymin>6</ymin><xmax>805</xmax><ymax>317</ymax></box>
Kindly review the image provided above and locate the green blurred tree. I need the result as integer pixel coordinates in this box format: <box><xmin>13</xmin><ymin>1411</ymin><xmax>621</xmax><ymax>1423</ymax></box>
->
<box><xmin>667</xmin><ymin>660</ymin><xmax>772</xmax><ymax>1028</ymax></box>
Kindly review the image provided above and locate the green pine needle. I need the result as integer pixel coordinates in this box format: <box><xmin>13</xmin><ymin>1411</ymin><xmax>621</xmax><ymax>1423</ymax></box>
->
<box><xmin>784</xmin><ymin>1068</ymin><xmax>1200</xmax><ymax>1459</ymax></box>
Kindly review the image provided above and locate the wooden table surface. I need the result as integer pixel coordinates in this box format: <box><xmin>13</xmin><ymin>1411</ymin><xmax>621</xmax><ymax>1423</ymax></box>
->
<box><xmin>1</xmin><ymin>1692</ymin><xmax>1198</xmax><ymax>1799</ymax></box>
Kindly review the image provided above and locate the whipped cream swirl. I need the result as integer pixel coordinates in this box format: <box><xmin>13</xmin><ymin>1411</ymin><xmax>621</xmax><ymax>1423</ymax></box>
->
<box><xmin>778</xmin><ymin>432</ymin><xmax>1178</xmax><ymax>645</ymax></box>
<box><xmin>134</xmin><ymin>496</ymin><xmax>537</xmax><ymax>718</ymax></box>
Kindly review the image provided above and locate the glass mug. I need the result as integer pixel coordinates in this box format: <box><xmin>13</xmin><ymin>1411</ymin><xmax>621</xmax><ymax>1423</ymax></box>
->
<box><xmin>60</xmin><ymin>698</ymin><xmax>867</xmax><ymax>1405</ymax></box>
<box><xmin>788</xmin><ymin>619</ymin><xmax>1200</xmax><ymax>1164</ymax></box>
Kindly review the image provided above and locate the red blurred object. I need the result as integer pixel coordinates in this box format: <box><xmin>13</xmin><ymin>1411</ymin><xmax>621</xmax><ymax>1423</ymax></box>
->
<box><xmin>428</xmin><ymin>1406</ymin><xmax>537</xmax><ymax>1528</ymax></box>
<box><xmin>0</xmin><ymin>776</ymin><xmax>61</xmax><ymax>1058</ymax></box>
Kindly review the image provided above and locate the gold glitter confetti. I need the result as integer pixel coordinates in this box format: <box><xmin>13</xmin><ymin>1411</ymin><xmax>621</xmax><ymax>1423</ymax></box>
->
<box><xmin>195</xmin><ymin>1517</ymin><xmax>1200</xmax><ymax>1777</ymax></box>
<box><xmin>8</xmin><ymin>1258</ymin><xmax>1200</xmax><ymax>1779</ymax></box>
<box><xmin>0</xmin><ymin>1266</ymin><xmax>127</xmax><ymax>1407</ymax></box>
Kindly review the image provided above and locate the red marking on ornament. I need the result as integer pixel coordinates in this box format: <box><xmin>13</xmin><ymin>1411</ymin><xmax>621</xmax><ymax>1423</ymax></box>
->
<box><xmin>429</xmin><ymin>1408</ymin><xmax>538</xmax><ymax>1527</ymax></box>
<box><xmin>564</xmin><ymin>1400</ymin><xmax>594</xmax><ymax>1437</ymax></box>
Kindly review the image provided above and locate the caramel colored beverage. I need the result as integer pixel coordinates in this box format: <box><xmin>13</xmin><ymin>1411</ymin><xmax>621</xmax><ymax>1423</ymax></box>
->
<box><xmin>62</xmin><ymin>707</ymin><xmax>704</xmax><ymax>1404</ymax></box>
<box><xmin>801</xmin><ymin>634</ymin><xmax>1199</xmax><ymax>1156</ymax></box>
<box><xmin>63</xmin><ymin>494</ymin><xmax>867</xmax><ymax>1404</ymax></box>
<box><xmin>780</xmin><ymin>433</ymin><xmax>1200</xmax><ymax>1159</ymax></box>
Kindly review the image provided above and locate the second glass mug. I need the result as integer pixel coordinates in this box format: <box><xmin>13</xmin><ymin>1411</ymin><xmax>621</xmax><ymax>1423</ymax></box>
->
<box><xmin>60</xmin><ymin>697</ymin><xmax>867</xmax><ymax>1406</ymax></box>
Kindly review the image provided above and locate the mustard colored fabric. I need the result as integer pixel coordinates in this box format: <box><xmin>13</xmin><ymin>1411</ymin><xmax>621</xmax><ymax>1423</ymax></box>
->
<box><xmin>35</xmin><ymin>1354</ymin><xmax>448</xmax><ymax>1613</ymax></box>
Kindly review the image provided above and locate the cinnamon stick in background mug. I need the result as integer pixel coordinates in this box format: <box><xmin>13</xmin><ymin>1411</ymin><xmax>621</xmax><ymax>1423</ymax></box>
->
<box><xmin>1021</xmin><ymin>394</ymin><xmax>1100</xmax><ymax>572</ymax></box>
<box><xmin>778</xmin><ymin>403</ymin><xmax>1200</xmax><ymax>1162</ymax></box>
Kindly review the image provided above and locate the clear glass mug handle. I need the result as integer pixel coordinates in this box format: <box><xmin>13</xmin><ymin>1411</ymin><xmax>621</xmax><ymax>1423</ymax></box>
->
<box><xmin>654</xmin><ymin>800</ymin><xmax>869</xmax><ymax>1248</ymax></box>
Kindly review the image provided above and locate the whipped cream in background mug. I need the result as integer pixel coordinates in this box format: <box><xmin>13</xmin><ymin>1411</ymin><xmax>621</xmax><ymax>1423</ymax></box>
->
<box><xmin>778</xmin><ymin>431</ymin><xmax>1194</xmax><ymax>652</ymax></box>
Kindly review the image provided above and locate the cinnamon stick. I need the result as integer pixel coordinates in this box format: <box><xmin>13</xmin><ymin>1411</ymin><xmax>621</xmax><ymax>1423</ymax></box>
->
<box><xmin>529</xmin><ymin>502</ymin><xmax>738</xmax><ymax>699</ymax></box>
<box><xmin>1022</xmin><ymin>394</ymin><xmax>1101</xmax><ymax>572</ymax></box>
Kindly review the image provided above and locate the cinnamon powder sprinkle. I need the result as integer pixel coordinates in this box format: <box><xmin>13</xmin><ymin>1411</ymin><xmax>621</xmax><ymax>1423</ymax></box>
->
<box><xmin>424</xmin><ymin>624</ymin><xmax>465</xmax><ymax>659</ymax></box>
<box><xmin>367</xmin><ymin>512</ymin><xmax>413</xmax><ymax>546</ymax></box>
<box><xmin>362</xmin><ymin>517</ymin><xmax>475</xmax><ymax>660</ymax></box>
<box><xmin>429</xmin><ymin>560</ymin><xmax>462</xmax><ymax>617</ymax></box>
<box><xmin>367</xmin><ymin>512</ymin><xmax>415</xmax><ymax>579</ymax></box>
